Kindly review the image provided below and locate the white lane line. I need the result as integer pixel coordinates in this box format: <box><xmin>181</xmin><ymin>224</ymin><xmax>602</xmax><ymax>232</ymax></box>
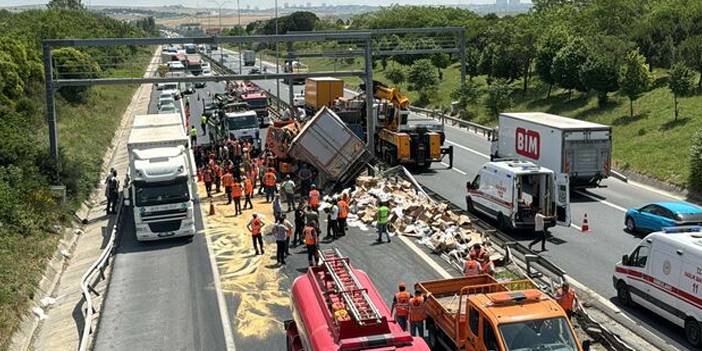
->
<box><xmin>575</xmin><ymin>190</ymin><xmax>628</xmax><ymax>212</ymax></box>
<box><xmin>627</xmin><ymin>179</ymin><xmax>686</xmax><ymax>201</ymax></box>
<box><xmin>570</xmin><ymin>223</ymin><xmax>582</xmax><ymax>231</ymax></box>
<box><xmin>446</xmin><ymin>140</ymin><xmax>490</xmax><ymax>159</ymax></box>
<box><xmin>440</xmin><ymin>162</ymin><xmax>467</xmax><ymax>175</ymax></box>
<box><xmin>396</xmin><ymin>234</ymin><xmax>452</xmax><ymax>279</ymax></box>
<box><xmin>202</xmin><ymin>203</ymin><xmax>237</xmax><ymax>350</ymax></box>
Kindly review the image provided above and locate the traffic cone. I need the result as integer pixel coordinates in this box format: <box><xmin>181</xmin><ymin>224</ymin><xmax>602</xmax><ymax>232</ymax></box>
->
<box><xmin>581</xmin><ymin>213</ymin><xmax>591</xmax><ymax>233</ymax></box>
<box><xmin>209</xmin><ymin>199</ymin><xmax>215</xmax><ymax>216</ymax></box>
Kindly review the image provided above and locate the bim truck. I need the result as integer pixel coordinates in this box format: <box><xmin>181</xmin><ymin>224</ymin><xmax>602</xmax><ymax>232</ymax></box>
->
<box><xmin>125</xmin><ymin>113</ymin><xmax>196</xmax><ymax>241</ymax></box>
<box><xmin>285</xmin><ymin>248</ymin><xmax>429</xmax><ymax>351</ymax></box>
<box><xmin>490</xmin><ymin>112</ymin><xmax>612</xmax><ymax>188</ymax></box>
<box><xmin>418</xmin><ymin>275</ymin><xmax>589</xmax><ymax>351</ymax></box>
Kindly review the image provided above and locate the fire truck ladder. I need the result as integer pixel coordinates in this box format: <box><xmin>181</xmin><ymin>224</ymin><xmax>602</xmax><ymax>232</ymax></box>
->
<box><xmin>319</xmin><ymin>248</ymin><xmax>382</xmax><ymax>326</ymax></box>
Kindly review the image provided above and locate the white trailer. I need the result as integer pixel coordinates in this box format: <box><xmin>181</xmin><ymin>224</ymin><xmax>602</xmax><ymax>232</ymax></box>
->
<box><xmin>125</xmin><ymin>114</ymin><xmax>196</xmax><ymax>241</ymax></box>
<box><xmin>243</xmin><ymin>50</ymin><xmax>256</xmax><ymax>66</ymax></box>
<box><xmin>490</xmin><ymin>112</ymin><xmax>612</xmax><ymax>188</ymax></box>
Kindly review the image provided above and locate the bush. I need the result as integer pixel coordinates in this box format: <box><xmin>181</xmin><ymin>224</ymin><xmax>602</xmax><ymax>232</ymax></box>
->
<box><xmin>484</xmin><ymin>80</ymin><xmax>513</xmax><ymax>117</ymax></box>
<box><xmin>689</xmin><ymin>131</ymin><xmax>702</xmax><ymax>192</ymax></box>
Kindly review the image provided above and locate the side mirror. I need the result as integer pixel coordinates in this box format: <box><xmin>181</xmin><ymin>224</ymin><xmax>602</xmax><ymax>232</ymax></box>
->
<box><xmin>582</xmin><ymin>340</ymin><xmax>591</xmax><ymax>351</ymax></box>
<box><xmin>621</xmin><ymin>254</ymin><xmax>629</xmax><ymax>266</ymax></box>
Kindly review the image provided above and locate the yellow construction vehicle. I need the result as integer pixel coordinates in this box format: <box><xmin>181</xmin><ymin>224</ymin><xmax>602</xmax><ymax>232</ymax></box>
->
<box><xmin>367</xmin><ymin>81</ymin><xmax>453</xmax><ymax>170</ymax></box>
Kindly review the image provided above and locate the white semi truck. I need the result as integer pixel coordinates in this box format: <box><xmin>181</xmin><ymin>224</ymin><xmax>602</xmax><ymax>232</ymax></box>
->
<box><xmin>124</xmin><ymin>114</ymin><xmax>196</xmax><ymax>241</ymax></box>
<box><xmin>490</xmin><ymin>112</ymin><xmax>612</xmax><ymax>188</ymax></box>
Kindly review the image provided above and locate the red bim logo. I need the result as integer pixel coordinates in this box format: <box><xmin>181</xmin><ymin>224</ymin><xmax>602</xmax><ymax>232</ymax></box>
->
<box><xmin>515</xmin><ymin>127</ymin><xmax>540</xmax><ymax>160</ymax></box>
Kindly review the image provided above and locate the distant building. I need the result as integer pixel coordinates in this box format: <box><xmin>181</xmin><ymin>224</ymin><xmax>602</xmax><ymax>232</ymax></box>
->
<box><xmin>496</xmin><ymin>0</ymin><xmax>507</xmax><ymax>5</ymax></box>
<box><xmin>509</xmin><ymin>0</ymin><xmax>520</xmax><ymax>5</ymax></box>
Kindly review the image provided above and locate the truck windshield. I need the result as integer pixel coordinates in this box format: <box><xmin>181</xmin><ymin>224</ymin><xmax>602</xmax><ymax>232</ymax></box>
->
<box><xmin>227</xmin><ymin>115</ymin><xmax>258</xmax><ymax>130</ymax></box>
<box><xmin>135</xmin><ymin>178</ymin><xmax>190</xmax><ymax>207</ymax></box>
<box><xmin>245</xmin><ymin>98</ymin><xmax>268</xmax><ymax>108</ymax></box>
<box><xmin>499</xmin><ymin>317</ymin><xmax>578</xmax><ymax>351</ymax></box>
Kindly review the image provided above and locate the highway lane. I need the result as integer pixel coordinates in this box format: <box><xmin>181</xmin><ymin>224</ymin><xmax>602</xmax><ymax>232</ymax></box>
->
<box><xmin>93</xmin><ymin>86</ymin><xmax>228</xmax><ymax>351</ymax></box>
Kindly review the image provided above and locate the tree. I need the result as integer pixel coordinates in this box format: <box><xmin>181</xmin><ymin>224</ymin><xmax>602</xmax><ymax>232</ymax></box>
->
<box><xmin>535</xmin><ymin>28</ymin><xmax>571</xmax><ymax>97</ymax></box>
<box><xmin>689</xmin><ymin>131</ymin><xmax>702</xmax><ymax>192</ymax></box>
<box><xmin>484</xmin><ymin>79</ymin><xmax>513</xmax><ymax>117</ymax></box>
<box><xmin>407</xmin><ymin>59</ymin><xmax>439</xmax><ymax>105</ymax></box>
<box><xmin>431</xmin><ymin>53</ymin><xmax>451</xmax><ymax>80</ymax></box>
<box><xmin>551</xmin><ymin>37</ymin><xmax>589</xmax><ymax>94</ymax></box>
<box><xmin>579</xmin><ymin>53</ymin><xmax>619</xmax><ymax>106</ymax></box>
<box><xmin>669</xmin><ymin>63</ymin><xmax>695</xmax><ymax>120</ymax></box>
<box><xmin>619</xmin><ymin>49</ymin><xmax>653</xmax><ymax>118</ymax></box>
<box><xmin>52</xmin><ymin>47</ymin><xmax>100</xmax><ymax>103</ymax></box>
<box><xmin>47</xmin><ymin>0</ymin><xmax>83</xmax><ymax>10</ymax></box>
<box><xmin>451</xmin><ymin>82</ymin><xmax>481</xmax><ymax>119</ymax></box>
<box><xmin>384</xmin><ymin>61</ymin><xmax>406</xmax><ymax>86</ymax></box>
<box><xmin>464</xmin><ymin>47</ymin><xmax>480</xmax><ymax>80</ymax></box>
<box><xmin>679</xmin><ymin>35</ymin><xmax>702</xmax><ymax>88</ymax></box>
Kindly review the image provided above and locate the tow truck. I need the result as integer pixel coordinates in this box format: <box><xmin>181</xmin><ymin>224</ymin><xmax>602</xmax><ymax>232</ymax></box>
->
<box><xmin>285</xmin><ymin>248</ymin><xmax>430</xmax><ymax>351</ymax></box>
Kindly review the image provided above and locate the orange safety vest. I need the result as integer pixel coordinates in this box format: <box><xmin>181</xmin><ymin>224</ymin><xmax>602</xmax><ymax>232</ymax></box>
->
<box><xmin>213</xmin><ymin>165</ymin><xmax>222</xmax><ymax>177</ymax></box>
<box><xmin>395</xmin><ymin>291</ymin><xmax>411</xmax><ymax>317</ymax></box>
<box><xmin>309</xmin><ymin>189</ymin><xmax>320</xmax><ymax>207</ymax></box>
<box><xmin>232</xmin><ymin>182</ymin><xmax>243</xmax><ymax>198</ymax></box>
<box><xmin>556</xmin><ymin>287</ymin><xmax>576</xmax><ymax>312</ymax></box>
<box><xmin>409</xmin><ymin>295</ymin><xmax>426</xmax><ymax>322</ymax></box>
<box><xmin>221</xmin><ymin>173</ymin><xmax>234</xmax><ymax>188</ymax></box>
<box><xmin>244</xmin><ymin>179</ymin><xmax>253</xmax><ymax>195</ymax></box>
<box><xmin>463</xmin><ymin>260</ymin><xmax>482</xmax><ymax>276</ymax></box>
<box><xmin>303</xmin><ymin>226</ymin><xmax>317</xmax><ymax>245</ymax></box>
<box><xmin>250</xmin><ymin>218</ymin><xmax>262</xmax><ymax>235</ymax></box>
<box><xmin>233</xmin><ymin>143</ymin><xmax>242</xmax><ymax>156</ymax></box>
<box><xmin>471</xmin><ymin>248</ymin><xmax>490</xmax><ymax>266</ymax></box>
<box><xmin>264</xmin><ymin>172</ymin><xmax>277</xmax><ymax>187</ymax></box>
<box><xmin>337</xmin><ymin>200</ymin><xmax>349</xmax><ymax>219</ymax></box>
<box><xmin>203</xmin><ymin>169</ymin><xmax>213</xmax><ymax>183</ymax></box>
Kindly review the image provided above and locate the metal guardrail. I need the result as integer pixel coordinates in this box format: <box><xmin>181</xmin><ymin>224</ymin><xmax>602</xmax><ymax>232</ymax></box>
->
<box><xmin>408</xmin><ymin>106</ymin><xmax>495</xmax><ymax>140</ymax></box>
<box><xmin>78</xmin><ymin>194</ymin><xmax>123</xmax><ymax>351</ymax></box>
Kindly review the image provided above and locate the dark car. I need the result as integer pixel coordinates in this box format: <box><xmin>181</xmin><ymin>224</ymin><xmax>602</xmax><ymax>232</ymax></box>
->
<box><xmin>249</xmin><ymin>67</ymin><xmax>261</xmax><ymax>74</ymax></box>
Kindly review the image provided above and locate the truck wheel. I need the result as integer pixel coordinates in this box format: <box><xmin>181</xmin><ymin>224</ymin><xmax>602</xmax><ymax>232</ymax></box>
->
<box><xmin>616</xmin><ymin>281</ymin><xmax>632</xmax><ymax>306</ymax></box>
<box><xmin>686</xmin><ymin>318</ymin><xmax>702</xmax><ymax>347</ymax></box>
<box><xmin>625</xmin><ymin>217</ymin><xmax>636</xmax><ymax>233</ymax></box>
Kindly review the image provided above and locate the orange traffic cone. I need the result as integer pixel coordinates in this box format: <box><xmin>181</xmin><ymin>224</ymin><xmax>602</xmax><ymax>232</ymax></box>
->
<box><xmin>581</xmin><ymin>213</ymin><xmax>591</xmax><ymax>233</ymax></box>
<box><xmin>209</xmin><ymin>200</ymin><xmax>216</xmax><ymax>216</ymax></box>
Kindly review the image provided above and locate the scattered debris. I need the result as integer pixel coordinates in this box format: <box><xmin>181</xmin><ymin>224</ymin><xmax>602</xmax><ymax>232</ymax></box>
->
<box><xmin>32</xmin><ymin>306</ymin><xmax>47</xmax><ymax>320</ymax></box>
<box><xmin>60</xmin><ymin>250</ymin><xmax>71</xmax><ymax>259</ymax></box>
<box><xmin>40</xmin><ymin>296</ymin><xmax>57</xmax><ymax>308</ymax></box>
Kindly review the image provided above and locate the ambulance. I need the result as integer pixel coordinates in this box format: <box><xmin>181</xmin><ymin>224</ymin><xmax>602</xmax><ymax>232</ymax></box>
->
<box><xmin>465</xmin><ymin>160</ymin><xmax>571</xmax><ymax>232</ymax></box>
<box><xmin>613</xmin><ymin>226</ymin><xmax>702</xmax><ymax>347</ymax></box>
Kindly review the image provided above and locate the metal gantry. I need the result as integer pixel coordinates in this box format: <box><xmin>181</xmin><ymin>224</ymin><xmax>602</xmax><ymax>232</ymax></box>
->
<box><xmin>43</xmin><ymin>27</ymin><xmax>466</xmax><ymax>180</ymax></box>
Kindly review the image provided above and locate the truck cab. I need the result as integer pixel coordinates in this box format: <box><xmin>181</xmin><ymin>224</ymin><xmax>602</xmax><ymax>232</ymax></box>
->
<box><xmin>466</xmin><ymin>160</ymin><xmax>571</xmax><ymax>231</ymax></box>
<box><xmin>240</xmin><ymin>92</ymin><xmax>270</xmax><ymax>126</ymax></box>
<box><xmin>223</xmin><ymin>110</ymin><xmax>261</xmax><ymax>151</ymax></box>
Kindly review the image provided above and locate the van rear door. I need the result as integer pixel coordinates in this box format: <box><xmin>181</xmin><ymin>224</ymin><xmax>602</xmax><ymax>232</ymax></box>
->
<box><xmin>556</xmin><ymin>173</ymin><xmax>571</xmax><ymax>226</ymax></box>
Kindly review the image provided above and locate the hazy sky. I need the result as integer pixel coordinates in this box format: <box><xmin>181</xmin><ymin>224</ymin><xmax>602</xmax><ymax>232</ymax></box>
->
<box><xmin>3</xmin><ymin>0</ymin><xmax>504</xmax><ymax>9</ymax></box>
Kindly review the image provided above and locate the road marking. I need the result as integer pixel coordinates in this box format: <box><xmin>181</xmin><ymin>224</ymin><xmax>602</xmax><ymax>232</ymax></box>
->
<box><xmin>445</xmin><ymin>140</ymin><xmax>490</xmax><ymax>159</ymax></box>
<box><xmin>202</xmin><ymin>204</ymin><xmax>238</xmax><ymax>351</ymax></box>
<box><xmin>575</xmin><ymin>190</ymin><xmax>628</xmax><ymax>212</ymax></box>
<box><xmin>627</xmin><ymin>179</ymin><xmax>686</xmax><ymax>201</ymax></box>
<box><xmin>440</xmin><ymin>162</ymin><xmax>467</xmax><ymax>175</ymax></box>
<box><xmin>570</xmin><ymin>223</ymin><xmax>582</xmax><ymax>231</ymax></box>
<box><xmin>396</xmin><ymin>234</ymin><xmax>452</xmax><ymax>279</ymax></box>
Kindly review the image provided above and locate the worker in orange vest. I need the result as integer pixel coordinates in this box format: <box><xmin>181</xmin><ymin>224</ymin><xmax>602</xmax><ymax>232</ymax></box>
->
<box><xmin>232</xmin><ymin>178</ymin><xmax>243</xmax><ymax>216</ymax></box>
<box><xmin>463</xmin><ymin>258</ymin><xmax>483</xmax><ymax>277</ymax></box>
<box><xmin>243</xmin><ymin>176</ymin><xmax>254</xmax><ymax>210</ymax></box>
<box><xmin>246</xmin><ymin>213</ymin><xmax>265</xmax><ymax>255</ymax></box>
<box><xmin>469</xmin><ymin>243</ymin><xmax>493</xmax><ymax>275</ymax></box>
<box><xmin>336</xmin><ymin>196</ymin><xmax>349</xmax><ymax>237</ymax></box>
<box><xmin>263</xmin><ymin>168</ymin><xmax>277</xmax><ymax>203</ymax></box>
<box><xmin>409</xmin><ymin>289</ymin><xmax>428</xmax><ymax>337</ymax></box>
<box><xmin>203</xmin><ymin>167</ymin><xmax>214</xmax><ymax>197</ymax></box>
<box><xmin>221</xmin><ymin>170</ymin><xmax>234</xmax><ymax>204</ymax></box>
<box><xmin>212</xmin><ymin>163</ymin><xmax>222</xmax><ymax>193</ymax></box>
<box><xmin>308</xmin><ymin>184</ymin><xmax>320</xmax><ymax>210</ymax></box>
<box><xmin>391</xmin><ymin>282</ymin><xmax>411</xmax><ymax>331</ymax></box>
<box><xmin>555</xmin><ymin>281</ymin><xmax>578</xmax><ymax>318</ymax></box>
<box><xmin>303</xmin><ymin>222</ymin><xmax>320</xmax><ymax>266</ymax></box>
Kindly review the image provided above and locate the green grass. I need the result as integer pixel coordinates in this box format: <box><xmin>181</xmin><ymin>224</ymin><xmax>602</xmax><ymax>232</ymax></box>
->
<box><xmin>284</xmin><ymin>55</ymin><xmax>701</xmax><ymax>188</ymax></box>
<box><xmin>0</xmin><ymin>50</ymin><xmax>151</xmax><ymax>350</ymax></box>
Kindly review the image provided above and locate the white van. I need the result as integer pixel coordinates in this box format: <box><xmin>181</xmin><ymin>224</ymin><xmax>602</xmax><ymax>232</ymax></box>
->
<box><xmin>465</xmin><ymin>160</ymin><xmax>571</xmax><ymax>231</ymax></box>
<box><xmin>613</xmin><ymin>226</ymin><xmax>702</xmax><ymax>346</ymax></box>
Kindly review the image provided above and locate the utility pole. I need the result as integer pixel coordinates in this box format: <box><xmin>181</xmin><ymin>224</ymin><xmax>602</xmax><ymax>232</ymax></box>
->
<box><xmin>237</xmin><ymin>0</ymin><xmax>242</xmax><ymax>73</ymax></box>
<box><xmin>364</xmin><ymin>38</ymin><xmax>375</xmax><ymax>150</ymax></box>
<box><xmin>275</xmin><ymin>0</ymin><xmax>280</xmax><ymax>112</ymax></box>
<box><xmin>43</xmin><ymin>43</ymin><xmax>59</xmax><ymax>163</ymax></box>
<box><xmin>287</xmin><ymin>41</ymin><xmax>295</xmax><ymax>116</ymax></box>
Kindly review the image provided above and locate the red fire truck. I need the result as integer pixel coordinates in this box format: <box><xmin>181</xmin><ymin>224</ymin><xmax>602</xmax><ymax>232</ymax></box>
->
<box><xmin>285</xmin><ymin>248</ymin><xmax>430</xmax><ymax>351</ymax></box>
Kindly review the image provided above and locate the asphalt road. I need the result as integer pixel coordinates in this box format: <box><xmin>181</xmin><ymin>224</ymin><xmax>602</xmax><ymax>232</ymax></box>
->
<box><xmin>93</xmin><ymin>86</ymin><xmax>227</xmax><ymax>351</ymax></box>
<box><xmin>206</xmin><ymin>51</ymin><xmax>694</xmax><ymax>349</ymax></box>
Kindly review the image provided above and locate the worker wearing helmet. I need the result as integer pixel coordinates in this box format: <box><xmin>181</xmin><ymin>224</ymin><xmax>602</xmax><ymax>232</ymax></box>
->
<box><xmin>391</xmin><ymin>282</ymin><xmax>411</xmax><ymax>331</ymax></box>
<box><xmin>469</xmin><ymin>243</ymin><xmax>493</xmax><ymax>275</ymax></box>
<box><xmin>463</xmin><ymin>258</ymin><xmax>483</xmax><ymax>277</ymax></box>
<box><xmin>555</xmin><ymin>281</ymin><xmax>577</xmax><ymax>319</ymax></box>
<box><xmin>309</xmin><ymin>184</ymin><xmax>320</xmax><ymax>210</ymax></box>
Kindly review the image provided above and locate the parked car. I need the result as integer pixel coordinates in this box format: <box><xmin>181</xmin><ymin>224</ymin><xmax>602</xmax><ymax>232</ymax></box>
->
<box><xmin>158</xmin><ymin>94</ymin><xmax>175</xmax><ymax>109</ymax></box>
<box><xmin>249</xmin><ymin>67</ymin><xmax>260</xmax><ymax>74</ymax></box>
<box><xmin>158</xmin><ymin>103</ymin><xmax>177</xmax><ymax>114</ymax></box>
<box><xmin>625</xmin><ymin>201</ymin><xmax>702</xmax><ymax>233</ymax></box>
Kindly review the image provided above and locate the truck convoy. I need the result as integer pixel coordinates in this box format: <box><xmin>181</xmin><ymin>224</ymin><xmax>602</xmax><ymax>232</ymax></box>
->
<box><xmin>418</xmin><ymin>275</ymin><xmax>588</xmax><ymax>351</ymax></box>
<box><xmin>614</xmin><ymin>226</ymin><xmax>702</xmax><ymax>346</ymax></box>
<box><xmin>466</xmin><ymin>160</ymin><xmax>571</xmax><ymax>231</ymax></box>
<box><xmin>125</xmin><ymin>113</ymin><xmax>196</xmax><ymax>241</ymax></box>
<box><xmin>243</xmin><ymin>50</ymin><xmax>256</xmax><ymax>66</ymax></box>
<box><xmin>490</xmin><ymin>112</ymin><xmax>612</xmax><ymax>188</ymax></box>
<box><xmin>285</xmin><ymin>248</ymin><xmax>430</xmax><ymax>351</ymax></box>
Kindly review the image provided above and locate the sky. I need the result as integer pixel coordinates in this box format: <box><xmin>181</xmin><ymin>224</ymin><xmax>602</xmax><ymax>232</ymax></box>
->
<box><xmin>2</xmin><ymin>0</ymin><xmax>507</xmax><ymax>9</ymax></box>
